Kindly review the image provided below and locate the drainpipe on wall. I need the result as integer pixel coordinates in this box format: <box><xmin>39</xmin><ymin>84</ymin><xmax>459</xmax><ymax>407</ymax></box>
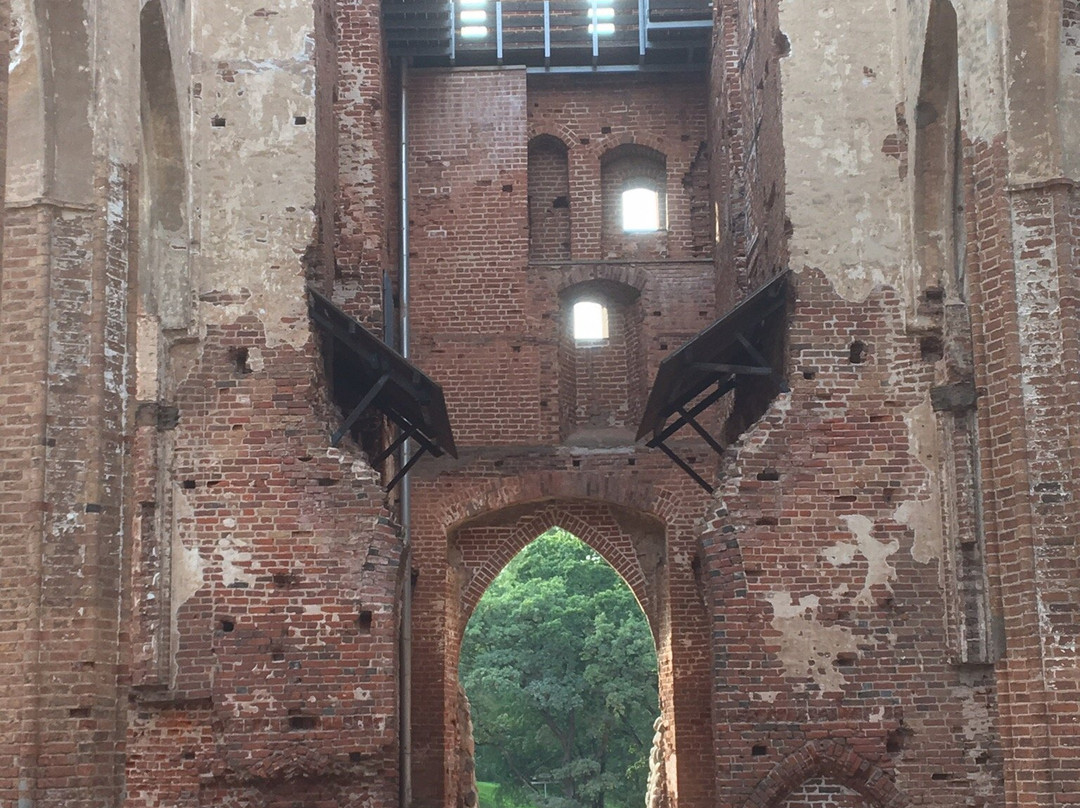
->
<box><xmin>399</xmin><ymin>61</ymin><xmax>413</xmax><ymax>808</ymax></box>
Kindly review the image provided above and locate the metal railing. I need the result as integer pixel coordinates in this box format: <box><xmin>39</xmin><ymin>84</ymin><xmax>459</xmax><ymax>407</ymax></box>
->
<box><xmin>384</xmin><ymin>0</ymin><xmax>712</xmax><ymax>69</ymax></box>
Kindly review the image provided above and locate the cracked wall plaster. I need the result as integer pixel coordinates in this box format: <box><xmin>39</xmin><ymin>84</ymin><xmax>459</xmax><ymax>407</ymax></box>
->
<box><xmin>896</xmin><ymin>398</ymin><xmax>944</xmax><ymax>564</ymax></box>
<box><xmin>765</xmin><ymin>592</ymin><xmax>860</xmax><ymax>693</ymax></box>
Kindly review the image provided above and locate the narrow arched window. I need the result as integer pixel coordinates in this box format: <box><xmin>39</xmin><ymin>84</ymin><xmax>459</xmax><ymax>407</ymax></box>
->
<box><xmin>601</xmin><ymin>144</ymin><xmax>667</xmax><ymax>257</ymax></box>
<box><xmin>572</xmin><ymin>300</ymin><xmax>609</xmax><ymax>341</ymax></box>
<box><xmin>621</xmin><ymin>185</ymin><xmax>661</xmax><ymax>232</ymax></box>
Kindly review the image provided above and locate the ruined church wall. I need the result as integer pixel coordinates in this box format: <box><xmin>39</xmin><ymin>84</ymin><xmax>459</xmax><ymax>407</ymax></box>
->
<box><xmin>695</xmin><ymin>0</ymin><xmax>1011</xmax><ymax>804</ymax></box>
<box><xmin>700</xmin><ymin>0</ymin><xmax>1079</xmax><ymax>805</ymax></box>
<box><xmin>123</xmin><ymin>1</ymin><xmax>403</xmax><ymax>806</ymax></box>
<box><xmin>402</xmin><ymin>67</ymin><xmax>721</xmax><ymax>808</ymax></box>
<box><xmin>0</xmin><ymin>0</ymin><xmax>138</xmax><ymax>805</ymax></box>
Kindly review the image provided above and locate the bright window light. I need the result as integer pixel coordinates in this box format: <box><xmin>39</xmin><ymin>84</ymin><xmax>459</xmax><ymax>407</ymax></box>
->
<box><xmin>589</xmin><ymin>6</ymin><xmax>615</xmax><ymax>19</ymax></box>
<box><xmin>460</xmin><ymin>9</ymin><xmax>487</xmax><ymax>23</ymax></box>
<box><xmin>461</xmin><ymin>0</ymin><xmax>486</xmax><ymax>6</ymax></box>
<box><xmin>573</xmin><ymin>301</ymin><xmax>608</xmax><ymax>341</ymax></box>
<box><xmin>461</xmin><ymin>25</ymin><xmax>489</xmax><ymax>38</ymax></box>
<box><xmin>588</xmin><ymin>22</ymin><xmax>616</xmax><ymax>35</ymax></box>
<box><xmin>621</xmin><ymin>187</ymin><xmax>660</xmax><ymax>232</ymax></box>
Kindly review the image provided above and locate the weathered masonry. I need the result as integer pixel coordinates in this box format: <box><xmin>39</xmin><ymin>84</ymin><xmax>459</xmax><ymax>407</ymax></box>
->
<box><xmin>0</xmin><ymin>1</ymin><xmax>1077</xmax><ymax>808</ymax></box>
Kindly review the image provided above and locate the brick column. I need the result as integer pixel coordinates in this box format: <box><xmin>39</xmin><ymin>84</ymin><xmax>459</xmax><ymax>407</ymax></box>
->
<box><xmin>0</xmin><ymin>192</ymin><xmax>135</xmax><ymax>808</ymax></box>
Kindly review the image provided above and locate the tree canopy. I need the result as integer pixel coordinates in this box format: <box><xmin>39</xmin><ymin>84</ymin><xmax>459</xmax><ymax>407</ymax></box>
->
<box><xmin>459</xmin><ymin>528</ymin><xmax>659</xmax><ymax>808</ymax></box>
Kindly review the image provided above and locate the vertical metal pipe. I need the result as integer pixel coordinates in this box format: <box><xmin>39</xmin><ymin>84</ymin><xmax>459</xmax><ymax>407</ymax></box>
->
<box><xmin>638</xmin><ymin>0</ymin><xmax>647</xmax><ymax>62</ymax></box>
<box><xmin>543</xmin><ymin>0</ymin><xmax>551</xmax><ymax>65</ymax></box>
<box><xmin>496</xmin><ymin>0</ymin><xmax>504</xmax><ymax>63</ymax></box>
<box><xmin>591</xmin><ymin>0</ymin><xmax>599</xmax><ymax>64</ymax></box>
<box><xmin>399</xmin><ymin>62</ymin><xmax>413</xmax><ymax>808</ymax></box>
<box><xmin>449</xmin><ymin>0</ymin><xmax>457</xmax><ymax>64</ymax></box>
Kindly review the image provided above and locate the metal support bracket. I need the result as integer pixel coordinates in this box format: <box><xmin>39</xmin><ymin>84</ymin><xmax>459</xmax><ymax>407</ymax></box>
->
<box><xmin>331</xmin><ymin>372</ymin><xmax>391</xmax><ymax>447</ymax></box>
<box><xmin>653</xmin><ymin>440</ymin><xmax>714</xmax><ymax>493</ymax></box>
<box><xmin>386</xmin><ymin>435</ymin><xmax>435</xmax><ymax>492</ymax></box>
<box><xmin>735</xmin><ymin>331</ymin><xmax>790</xmax><ymax>393</ymax></box>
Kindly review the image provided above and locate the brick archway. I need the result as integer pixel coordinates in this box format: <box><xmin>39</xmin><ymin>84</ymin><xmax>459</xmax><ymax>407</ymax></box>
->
<box><xmin>453</xmin><ymin>500</ymin><xmax>662</xmax><ymax>629</ymax></box>
<box><xmin>410</xmin><ymin>467</ymin><xmax>716</xmax><ymax>808</ymax></box>
<box><xmin>743</xmin><ymin>740</ymin><xmax>909</xmax><ymax>808</ymax></box>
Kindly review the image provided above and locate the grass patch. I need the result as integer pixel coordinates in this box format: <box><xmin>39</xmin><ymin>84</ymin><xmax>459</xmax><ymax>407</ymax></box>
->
<box><xmin>476</xmin><ymin>781</ymin><xmax>539</xmax><ymax>808</ymax></box>
<box><xmin>477</xmin><ymin>781</ymin><xmax>500</xmax><ymax>808</ymax></box>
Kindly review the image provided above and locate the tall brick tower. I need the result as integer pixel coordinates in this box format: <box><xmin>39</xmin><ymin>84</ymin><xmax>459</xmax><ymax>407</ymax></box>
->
<box><xmin>0</xmin><ymin>1</ymin><xmax>1078</xmax><ymax>808</ymax></box>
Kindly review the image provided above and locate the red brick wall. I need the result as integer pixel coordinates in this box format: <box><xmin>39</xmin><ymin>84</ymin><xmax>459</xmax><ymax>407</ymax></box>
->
<box><xmin>711</xmin><ymin>0</ymin><xmax>788</xmax><ymax>299</ymax></box>
<box><xmin>404</xmin><ymin>69</ymin><xmax>722</xmax><ymax>808</ymax></box>
<box><xmin>407</xmin><ymin>69</ymin><xmax>538</xmax><ymax>445</ymax></box>
<box><xmin>121</xmin><ymin>4</ymin><xmax>406</xmax><ymax>801</ymax></box>
<box><xmin>600</xmin><ymin>144</ymin><xmax>669</xmax><ymax>260</ymax></box>
<box><xmin>781</xmin><ymin>778</ymin><xmax>870</xmax><ymax>808</ymax></box>
<box><xmin>0</xmin><ymin>207</ymin><xmax>54</xmax><ymax>808</ymax></box>
<box><xmin>0</xmin><ymin>185</ymin><xmax>134</xmax><ymax>808</ymax></box>
<box><xmin>704</xmin><ymin>271</ymin><xmax>1003</xmax><ymax>808</ymax></box>
<box><xmin>124</xmin><ymin>322</ymin><xmax>403</xmax><ymax>807</ymax></box>
<box><xmin>964</xmin><ymin>129</ymin><xmax>1080</xmax><ymax>806</ymax></box>
<box><xmin>407</xmin><ymin>71</ymin><xmax>716</xmax><ymax>450</ymax></box>
<box><xmin>333</xmin><ymin>0</ymin><xmax>394</xmax><ymax>331</ymax></box>
<box><xmin>567</xmin><ymin>299</ymin><xmax>643</xmax><ymax>431</ymax></box>
<box><xmin>408</xmin><ymin>461</ymin><xmax>717</xmax><ymax>808</ymax></box>
<box><xmin>528</xmin><ymin>75</ymin><xmax>712</xmax><ymax>262</ymax></box>
<box><xmin>529</xmin><ymin>135</ymin><xmax>572</xmax><ymax>261</ymax></box>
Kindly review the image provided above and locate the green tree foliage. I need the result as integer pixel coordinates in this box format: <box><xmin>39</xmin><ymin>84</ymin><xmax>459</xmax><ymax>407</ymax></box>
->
<box><xmin>460</xmin><ymin>528</ymin><xmax>659</xmax><ymax>808</ymax></box>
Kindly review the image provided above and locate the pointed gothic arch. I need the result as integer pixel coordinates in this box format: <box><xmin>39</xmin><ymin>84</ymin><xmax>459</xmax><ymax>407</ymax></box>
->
<box><xmin>913</xmin><ymin>0</ymin><xmax>962</xmax><ymax>301</ymax></box>
<box><xmin>140</xmin><ymin>0</ymin><xmax>192</xmax><ymax>329</ymax></box>
<box><xmin>743</xmin><ymin>739</ymin><xmax>909</xmax><ymax>808</ymax></box>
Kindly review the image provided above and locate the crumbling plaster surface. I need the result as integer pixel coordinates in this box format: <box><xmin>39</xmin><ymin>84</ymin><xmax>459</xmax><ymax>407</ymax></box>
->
<box><xmin>7</xmin><ymin>0</ymin><xmax>139</xmax><ymax>203</ymax></box>
<box><xmin>894</xmin><ymin>399</ymin><xmax>943</xmax><ymax>565</ymax></box>
<box><xmin>897</xmin><ymin>0</ymin><xmax>1006</xmax><ymax>144</ymax></box>
<box><xmin>189</xmin><ymin>0</ymin><xmax>318</xmax><ymax>351</ymax></box>
<box><xmin>779</xmin><ymin>0</ymin><xmax>907</xmax><ymax>301</ymax></box>
<box><xmin>765</xmin><ymin>592</ymin><xmax>860</xmax><ymax>693</ymax></box>
<box><xmin>1062</xmin><ymin>4</ymin><xmax>1080</xmax><ymax>177</ymax></box>
<box><xmin>779</xmin><ymin>0</ymin><xmax>1008</xmax><ymax>304</ymax></box>
<box><xmin>6</xmin><ymin>0</ymin><xmax>46</xmax><ymax>201</ymax></box>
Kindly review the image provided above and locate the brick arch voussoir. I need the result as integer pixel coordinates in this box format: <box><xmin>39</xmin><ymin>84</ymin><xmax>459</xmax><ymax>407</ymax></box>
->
<box><xmin>558</xmin><ymin>263</ymin><xmax>651</xmax><ymax>298</ymax></box>
<box><xmin>743</xmin><ymin>740</ymin><xmax>908</xmax><ymax>808</ymax></box>
<box><xmin>588</xmin><ymin>133</ymin><xmax>671</xmax><ymax>164</ymax></box>
<box><xmin>440</xmin><ymin>469</ymin><xmax>689</xmax><ymax>534</ymax></box>
<box><xmin>528</xmin><ymin>129</ymin><xmax>574</xmax><ymax>154</ymax></box>
<box><xmin>460</xmin><ymin>501</ymin><xmax>654</xmax><ymax>626</ymax></box>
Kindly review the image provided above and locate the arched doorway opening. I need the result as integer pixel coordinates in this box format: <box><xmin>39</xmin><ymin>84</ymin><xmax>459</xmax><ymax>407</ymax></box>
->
<box><xmin>405</xmin><ymin>490</ymin><xmax>717</xmax><ymax>808</ymax></box>
<box><xmin>459</xmin><ymin>527</ymin><xmax>661</xmax><ymax>808</ymax></box>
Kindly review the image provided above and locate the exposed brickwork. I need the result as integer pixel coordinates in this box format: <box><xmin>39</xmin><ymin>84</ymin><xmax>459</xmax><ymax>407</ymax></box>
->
<box><xmin>701</xmin><ymin>272</ymin><xmax>1003</xmax><ymax>808</ymax></box>
<box><xmin>0</xmin><ymin>205</ymin><xmax>54</xmax><ymax>808</ymax></box>
<box><xmin>2</xmin><ymin>2</ymin><xmax>1079</xmax><ymax>808</ymax></box>
<box><xmin>527</xmin><ymin>75</ymin><xmax>712</xmax><ymax>262</ymax></box>
<box><xmin>963</xmin><ymin>138</ymin><xmax>1080</xmax><ymax>806</ymax></box>
<box><xmin>712</xmin><ymin>0</ymin><xmax>788</xmax><ymax>296</ymax></box>
<box><xmin>600</xmin><ymin>144</ymin><xmax>670</xmax><ymax>259</ymax></box>
<box><xmin>744</xmin><ymin>740</ymin><xmax>908</xmax><ymax>808</ymax></box>
<box><xmin>120</xmin><ymin>1</ymin><xmax>406</xmax><ymax>806</ymax></box>
<box><xmin>780</xmin><ymin>778</ymin><xmax>870</xmax><ymax>808</ymax></box>
<box><xmin>409</xmin><ymin>461</ymin><xmax>716</xmax><ymax>808</ymax></box>
<box><xmin>528</xmin><ymin>135</ymin><xmax>572</xmax><ymax>261</ymax></box>
<box><xmin>0</xmin><ymin>181</ymin><xmax>134</xmax><ymax>808</ymax></box>
<box><xmin>565</xmin><ymin>299</ymin><xmax>645</xmax><ymax>431</ymax></box>
<box><xmin>332</xmin><ymin>0</ymin><xmax>394</xmax><ymax>331</ymax></box>
<box><xmin>123</xmin><ymin>325</ymin><xmax>403</xmax><ymax>805</ymax></box>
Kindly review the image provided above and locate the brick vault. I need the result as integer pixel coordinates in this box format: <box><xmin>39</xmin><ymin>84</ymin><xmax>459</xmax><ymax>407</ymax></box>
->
<box><xmin>0</xmin><ymin>1</ymin><xmax>1077</xmax><ymax>808</ymax></box>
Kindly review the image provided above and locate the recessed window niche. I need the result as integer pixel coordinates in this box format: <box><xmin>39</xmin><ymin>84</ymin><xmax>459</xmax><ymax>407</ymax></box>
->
<box><xmin>528</xmin><ymin>134</ymin><xmax>571</xmax><ymax>261</ymax></box>
<box><xmin>601</xmin><ymin>144</ymin><xmax>667</xmax><ymax>259</ymax></box>
<box><xmin>558</xmin><ymin>280</ymin><xmax>645</xmax><ymax>441</ymax></box>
